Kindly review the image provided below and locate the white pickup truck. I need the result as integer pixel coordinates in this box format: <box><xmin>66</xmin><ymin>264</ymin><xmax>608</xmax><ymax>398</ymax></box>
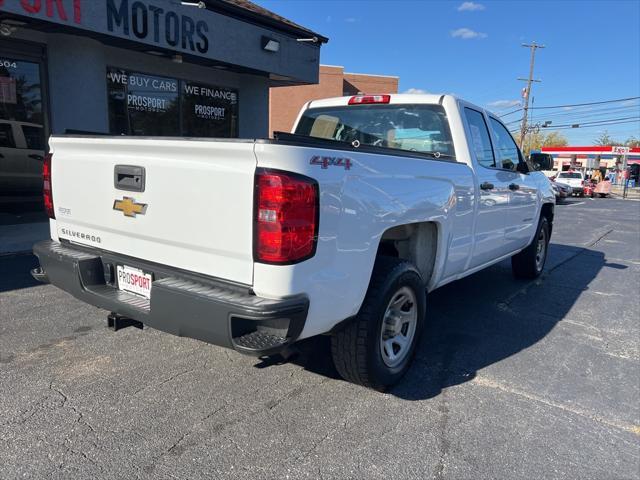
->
<box><xmin>32</xmin><ymin>94</ymin><xmax>555</xmax><ymax>390</ymax></box>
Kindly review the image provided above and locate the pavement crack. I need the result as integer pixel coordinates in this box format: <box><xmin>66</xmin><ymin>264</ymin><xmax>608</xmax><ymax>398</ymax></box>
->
<box><xmin>132</xmin><ymin>364</ymin><xmax>202</xmax><ymax>396</ymax></box>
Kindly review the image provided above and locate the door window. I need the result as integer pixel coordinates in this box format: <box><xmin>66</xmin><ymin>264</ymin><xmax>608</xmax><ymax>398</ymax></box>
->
<box><xmin>22</xmin><ymin>124</ymin><xmax>45</xmax><ymax>150</ymax></box>
<box><xmin>489</xmin><ymin>117</ymin><xmax>520</xmax><ymax>171</ymax></box>
<box><xmin>0</xmin><ymin>122</ymin><xmax>16</xmax><ymax>148</ymax></box>
<box><xmin>464</xmin><ymin>108</ymin><xmax>495</xmax><ymax>168</ymax></box>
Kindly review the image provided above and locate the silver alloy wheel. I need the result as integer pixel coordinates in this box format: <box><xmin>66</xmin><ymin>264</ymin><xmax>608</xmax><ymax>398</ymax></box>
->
<box><xmin>535</xmin><ymin>226</ymin><xmax>547</xmax><ymax>272</ymax></box>
<box><xmin>379</xmin><ymin>286</ymin><xmax>418</xmax><ymax>368</ymax></box>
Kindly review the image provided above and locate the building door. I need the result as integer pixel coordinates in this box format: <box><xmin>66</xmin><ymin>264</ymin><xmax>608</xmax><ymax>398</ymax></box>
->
<box><xmin>0</xmin><ymin>40</ymin><xmax>48</xmax><ymax>196</ymax></box>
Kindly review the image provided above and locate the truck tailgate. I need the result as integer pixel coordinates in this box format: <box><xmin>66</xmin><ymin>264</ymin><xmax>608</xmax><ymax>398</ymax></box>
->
<box><xmin>49</xmin><ymin>137</ymin><xmax>256</xmax><ymax>286</ymax></box>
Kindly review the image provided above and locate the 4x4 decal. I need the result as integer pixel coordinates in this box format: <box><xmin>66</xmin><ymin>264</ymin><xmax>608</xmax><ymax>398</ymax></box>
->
<box><xmin>310</xmin><ymin>155</ymin><xmax>352</xmax><ymax>170</ymax></box>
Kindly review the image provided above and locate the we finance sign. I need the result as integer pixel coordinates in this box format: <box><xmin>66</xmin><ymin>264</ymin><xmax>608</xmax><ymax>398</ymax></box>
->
<box><xmin>0</xmin><ymin>0</ymin><xmax>213</xmax><ymax>56</ymax></box>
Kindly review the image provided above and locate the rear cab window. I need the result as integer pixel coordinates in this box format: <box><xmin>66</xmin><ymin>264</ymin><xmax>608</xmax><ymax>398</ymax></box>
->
<box><xmin>295</xmin><ymin>103</ymin><xmax>455</xmax><ymax>160</ymax></box>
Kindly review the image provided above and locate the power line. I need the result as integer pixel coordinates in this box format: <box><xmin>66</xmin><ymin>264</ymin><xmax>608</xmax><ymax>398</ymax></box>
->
<box><xmin>498</xmin><ymin>96</ymin><xmax>639</xmax><ymax>117</ymax></box>
<box><xmin>530</xmin><ymin>96</ymin><xmax>640</xmax><ymax>110</ymax></box>
<box><xmin>543</xmin><ymin>116</ymin><xmax>639</xmax><ymax>129</ymax></box>
<box><xmin>512</xmin><ymin>118</ymin><xmax>640</xmax><ymax>134</ymax></box>
<box><xmin>498</xmin><ymin>108</ymin><xmax>523</xmax><ymax>118</ymax></box>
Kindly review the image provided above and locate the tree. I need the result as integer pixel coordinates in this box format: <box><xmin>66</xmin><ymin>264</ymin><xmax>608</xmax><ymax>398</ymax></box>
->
<box><xmin>625</xmin><ymin>136</ymin><xmax>640</xmax><ymax>148</ymax></box>
<box><xmin>526</xmin><ymin>130</ymin><xmax>568</xmax><ymax>152</ymax></box>
<box><xmin>594</xmin><ymin>130</ymin><xmax>622</xmax><ymax>146</ymax></box>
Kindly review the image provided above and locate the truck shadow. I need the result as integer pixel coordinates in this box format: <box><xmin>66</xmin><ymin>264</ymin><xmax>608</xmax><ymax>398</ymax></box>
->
<box><xmin>286</xmin><ymin>243</ymin><xmax>616</xmax><ymax>398</ymax></box>
<box><xmin>0</xmin><ymin>253</ymin><xmax>40</xmax><ymax>293</ymax></box>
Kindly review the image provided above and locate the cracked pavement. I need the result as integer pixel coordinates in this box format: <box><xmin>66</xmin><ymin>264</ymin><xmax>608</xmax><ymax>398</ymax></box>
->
<box><xmin>1</xmin><ymin>198</ymin><xmax>639</xmax><ymax>479</ymax></box>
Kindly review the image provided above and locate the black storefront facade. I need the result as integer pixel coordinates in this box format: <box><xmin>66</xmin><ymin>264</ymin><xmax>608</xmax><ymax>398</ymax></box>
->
<box><xmin>0</xmin><ymin>0</ymin><xmax>325</xmax><ymax>194</ymax></box>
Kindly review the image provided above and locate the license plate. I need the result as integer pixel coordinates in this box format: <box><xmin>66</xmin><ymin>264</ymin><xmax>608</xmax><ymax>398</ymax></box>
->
<box><xmin>117</xmin><ymin>265</ymin><xmax>153</xmax><ymax>299</ymax></box>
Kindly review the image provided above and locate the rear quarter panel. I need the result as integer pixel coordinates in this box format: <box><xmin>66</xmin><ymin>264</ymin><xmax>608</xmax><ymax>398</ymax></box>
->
<box><xmin>253</xmin><ymin>143</ymin><xmax>475</xmax><ymax>338</ymax></box>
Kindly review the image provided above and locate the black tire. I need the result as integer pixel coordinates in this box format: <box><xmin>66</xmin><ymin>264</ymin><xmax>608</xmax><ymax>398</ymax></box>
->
<box><xmin>511</xmin><ymin>216</ymin><xmax>550</xmax><ymax>279</ymax></box>
<box><xmin>330</xmin><ymin>257</ymin><xmax>426</xmax><ymax>391</ymax></box>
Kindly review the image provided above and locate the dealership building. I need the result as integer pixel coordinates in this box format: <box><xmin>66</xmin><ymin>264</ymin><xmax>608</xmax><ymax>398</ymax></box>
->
<box><xmin>0</xmin><ymin>0</ymin><xmax>326</xmax><ymax>161</ymax></box>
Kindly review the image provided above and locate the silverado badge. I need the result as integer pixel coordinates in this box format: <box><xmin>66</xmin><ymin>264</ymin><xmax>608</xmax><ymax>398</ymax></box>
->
<box><xmin>113</xmin><ymin>197</ymin><xmax>147</xmax><ymax>217</ymax></box>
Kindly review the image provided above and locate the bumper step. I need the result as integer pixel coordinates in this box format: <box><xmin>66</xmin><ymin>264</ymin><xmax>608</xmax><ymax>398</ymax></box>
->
<box><xmin>233</xmin><ymin>331</ymin><xmax>288</xmax><ymax>356</ymax></box>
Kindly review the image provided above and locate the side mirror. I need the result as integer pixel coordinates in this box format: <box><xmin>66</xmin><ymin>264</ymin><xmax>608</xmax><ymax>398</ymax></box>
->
<box><xmin>529</xmin><ymin>153</ymin><xmax>553</xmax><ymax>171</ymax></box>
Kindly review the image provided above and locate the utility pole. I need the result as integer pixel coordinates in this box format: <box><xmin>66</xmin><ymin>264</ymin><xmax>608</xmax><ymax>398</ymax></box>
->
<box><xmin>518</xmin><ymin>42</ymin><xmax>544</xmax><ymax>151</ymax></box>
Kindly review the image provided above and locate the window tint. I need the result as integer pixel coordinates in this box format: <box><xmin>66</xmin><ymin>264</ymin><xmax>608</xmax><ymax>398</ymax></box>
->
<box><xmin>489</xmin><ymin>117</ymin><xmax>520</xmax><ymax>171</ymax></box>
<box><xmin>22</xmin><ymin>125</ymin><xmax>44</xmax><ymax>150</ymax></box>
<box><xmin>464</xmin><ymin>108</ymin><xmax>495</xmax><ymax>168</ymax></box>
<box><xmin>0</xmin><ymin>123</ymin><xmax>15</xmax><ymax>148</ymax></box>
<box><xmin>295</xmin><ymin>104</ymin><xmax>455</xmax><ymax>158</ymax></box>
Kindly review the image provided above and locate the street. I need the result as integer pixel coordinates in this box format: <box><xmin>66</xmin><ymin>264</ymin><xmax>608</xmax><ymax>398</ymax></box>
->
<box><xmin>1</xmin><ymin>197</ymin><xmax>639</xmax><ymax>479</ymax></box>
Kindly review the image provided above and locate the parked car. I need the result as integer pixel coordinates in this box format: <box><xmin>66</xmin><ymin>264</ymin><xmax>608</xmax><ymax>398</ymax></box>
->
<box><xmin>0</xmin><ymin>120</ymin><xmax>45</xmax><ymax>194</ymax></box>
<box><xmin>32</xmin><ymin>94</ymin><xmax>555</xmax><ymax>390</ymax></box>
<box><xmin>551</xmin><ymin>180</ymin><xmax>572</xmax><ymax>201</ymax></box>
<box><xmin>556</xmin><ymin>171</ymin><xmax>585</xmax><ymax>196</ymax></box>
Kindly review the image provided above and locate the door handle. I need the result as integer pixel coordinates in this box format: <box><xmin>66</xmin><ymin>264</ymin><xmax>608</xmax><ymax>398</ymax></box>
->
<box><xmin>114</xmin><ymin>165</ymin><xmax>145</xmax><ymax>192</ymax></box>
<box><xmin>480</xmin><ymin>181</ymin><xmax>494</xmax><ymax>190</ymax></box>
<box><xmin>28</xmin><ymin>154</ymin><xmax>44</xmax><ymax>161</ymax></box>
<box><xmin>508</xmin><ymin>183</ymin><xmax>520</xmax><ymax>191</ymax></box>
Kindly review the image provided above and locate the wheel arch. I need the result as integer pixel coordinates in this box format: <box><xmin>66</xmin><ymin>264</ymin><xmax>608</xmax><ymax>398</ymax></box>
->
<box><xmin>376</xmin><ymin>221</ymin><xmax>440</xmax><ymax>289</ymax></box>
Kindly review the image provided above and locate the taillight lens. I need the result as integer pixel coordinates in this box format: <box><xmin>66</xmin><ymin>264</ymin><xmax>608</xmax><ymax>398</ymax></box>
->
<box><xmin>43</xmin><ymin>153</ymin><xmax>55</xmax><ymax>219</ymax></box>
<box><xmin>254</xmin><ymin>169</ymin><xmax>318</xmax><ymax>264</ymax></box>
<box><xmin>348</xmin><ymin>94</ymin><xmax>391</xmax><ymax>105</ymax></box>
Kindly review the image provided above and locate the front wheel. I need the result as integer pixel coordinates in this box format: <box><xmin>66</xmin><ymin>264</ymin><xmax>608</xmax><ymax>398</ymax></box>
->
<box><xmin>331</xmin><ymin>257</ymin><xmax>426</xmax><ymax>391</ymax></box>
<box><xmin>511</xmin><ymin>216</ymin><xmax>550</xmax><ymax>279</ymax></box>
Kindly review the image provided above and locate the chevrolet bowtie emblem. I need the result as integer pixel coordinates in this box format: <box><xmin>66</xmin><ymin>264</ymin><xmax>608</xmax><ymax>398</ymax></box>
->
<box><xmin>113</xmin><ymin>197</ymin><xmax>147</xmax><ymax>217</ymax></box>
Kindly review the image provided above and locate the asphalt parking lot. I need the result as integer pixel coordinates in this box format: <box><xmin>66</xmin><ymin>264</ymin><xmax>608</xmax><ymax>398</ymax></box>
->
<box><xmin>1</xmin><ymin>198</ymin><xmax>639</xmax><ymax>479</ymax></box>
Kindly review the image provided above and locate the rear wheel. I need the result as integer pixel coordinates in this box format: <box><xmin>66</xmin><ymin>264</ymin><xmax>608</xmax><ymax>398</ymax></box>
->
<box><xmin>331</xmin><ymin>257</ymin><xmax>425</xmax><ymax>391</ymax></box>
<box><xmin>511</xmin><ymin>216</ymin><xmax>550</xmax><ymax>279</ymax></box>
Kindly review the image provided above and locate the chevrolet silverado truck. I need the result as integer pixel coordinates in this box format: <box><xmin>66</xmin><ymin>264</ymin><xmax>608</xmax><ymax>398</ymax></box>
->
<box><xmin>32</xmin><ymin>94</ymin><xmax>555</xmax><ymax>390</ymax></box>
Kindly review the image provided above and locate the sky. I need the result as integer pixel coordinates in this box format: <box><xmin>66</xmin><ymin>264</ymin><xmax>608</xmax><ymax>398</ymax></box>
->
<box><xmin>259</xmin><ymin>0</ymin><xmax>640</xmax><ymax>145</ymax></box>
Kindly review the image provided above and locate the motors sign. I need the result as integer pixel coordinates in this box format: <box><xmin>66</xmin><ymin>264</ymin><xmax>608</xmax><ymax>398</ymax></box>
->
<box><xmin>106</xmin><ymin>0</ymin><xmax>209</xmax><ymax>54</ymax></box>
<box><xmin>0</xmin><ymin>0</ymin><xmax>319</xmax><ymax>81</ymax></box>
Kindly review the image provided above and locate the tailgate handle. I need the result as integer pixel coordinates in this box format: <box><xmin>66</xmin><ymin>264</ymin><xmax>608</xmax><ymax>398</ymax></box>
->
<box><xmin>114</xmin><ymin>165</ymin><xmax>145</xmax><ymax>192</ymax></box>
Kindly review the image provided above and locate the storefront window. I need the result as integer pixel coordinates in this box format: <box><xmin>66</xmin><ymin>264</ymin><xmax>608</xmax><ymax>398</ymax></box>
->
<box><xmin>182</xmin><ymin>80</ymin><xmax>238</xmax><ymax>138</ymax></box>
<box><xmin>107</xmin><ymin>67</ymin><xmax>238</xmax><ymax>138</ymax></box>
<box><xmin>0</xmin><ymin>57</ymin><xmax>46</xmax><ymax>193</ymax></box>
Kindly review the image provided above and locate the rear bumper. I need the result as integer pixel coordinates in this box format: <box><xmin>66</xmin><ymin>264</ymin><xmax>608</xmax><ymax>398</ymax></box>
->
<box><xmin>32</xmin><ymin>240</ymin><xmax>308</xmax><ymax>356</ymax></box>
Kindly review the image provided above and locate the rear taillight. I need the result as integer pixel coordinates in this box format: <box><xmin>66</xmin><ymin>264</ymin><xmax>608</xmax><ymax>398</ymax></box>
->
<box><xmin>254</xmin><ymin>169</ymin><xmax>318</xmax><ymax>264</ymax></box>
<box><xmin>43</xmin><ymin>153</ymin><xmax>55</xmax><ymax>219</ymax></box>
<box><xmin>348</xmin><ymin>94</ymin><xmax>391</xmax><ymax>105</ymax></box>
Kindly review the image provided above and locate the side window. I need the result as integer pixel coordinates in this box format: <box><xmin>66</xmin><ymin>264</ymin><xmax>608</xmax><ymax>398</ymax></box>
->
<box><xmin>21</xmin><ymin>125</ymin><xmax>45</xmax><ymax>150</ymax></box>
<box><xmin>464</xmin><ymin>108</ymin><xmax>495</xmax><ymax>168</ymax></box>
<box><xmin>0</xmin><ymin>123</ymin><xmax>16</xmax><ymax>148</ymax></box>
<box><xmin>489</xmin><ymin>117</ymin><xmax>520</xmax><ymax>171</ymax></box>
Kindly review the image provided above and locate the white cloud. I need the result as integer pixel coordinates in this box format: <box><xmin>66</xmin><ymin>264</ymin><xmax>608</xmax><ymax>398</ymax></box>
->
<box><xmin>344</xmin><ymin>17</ymin><xmax>358</xmax><ymax>23</ymax></box>
<box><xmin>487</xmin><ymin>99</ymin><xmax>521</xmax><ymax>109</ymax></box>
<box><xmin>450</xmin><ymin>28</ymin><xmax>487</xmax><ymax>39</ymax></box>
<box><xmin>403</xmin><ymin>88</ymin><xmax>430</xmax><ymax>95</ymax></box>
<box><xmin>457</xmin><ymin>2</ymin><xmax>485</xmax><ymax>11</ymax></box>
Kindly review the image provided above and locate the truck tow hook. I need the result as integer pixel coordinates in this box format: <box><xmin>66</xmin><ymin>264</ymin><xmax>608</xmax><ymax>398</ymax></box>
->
<box><xmin>107</xmin><ymin>312</ymin><xmax>143</xmax><ymax>332</ymax></box>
